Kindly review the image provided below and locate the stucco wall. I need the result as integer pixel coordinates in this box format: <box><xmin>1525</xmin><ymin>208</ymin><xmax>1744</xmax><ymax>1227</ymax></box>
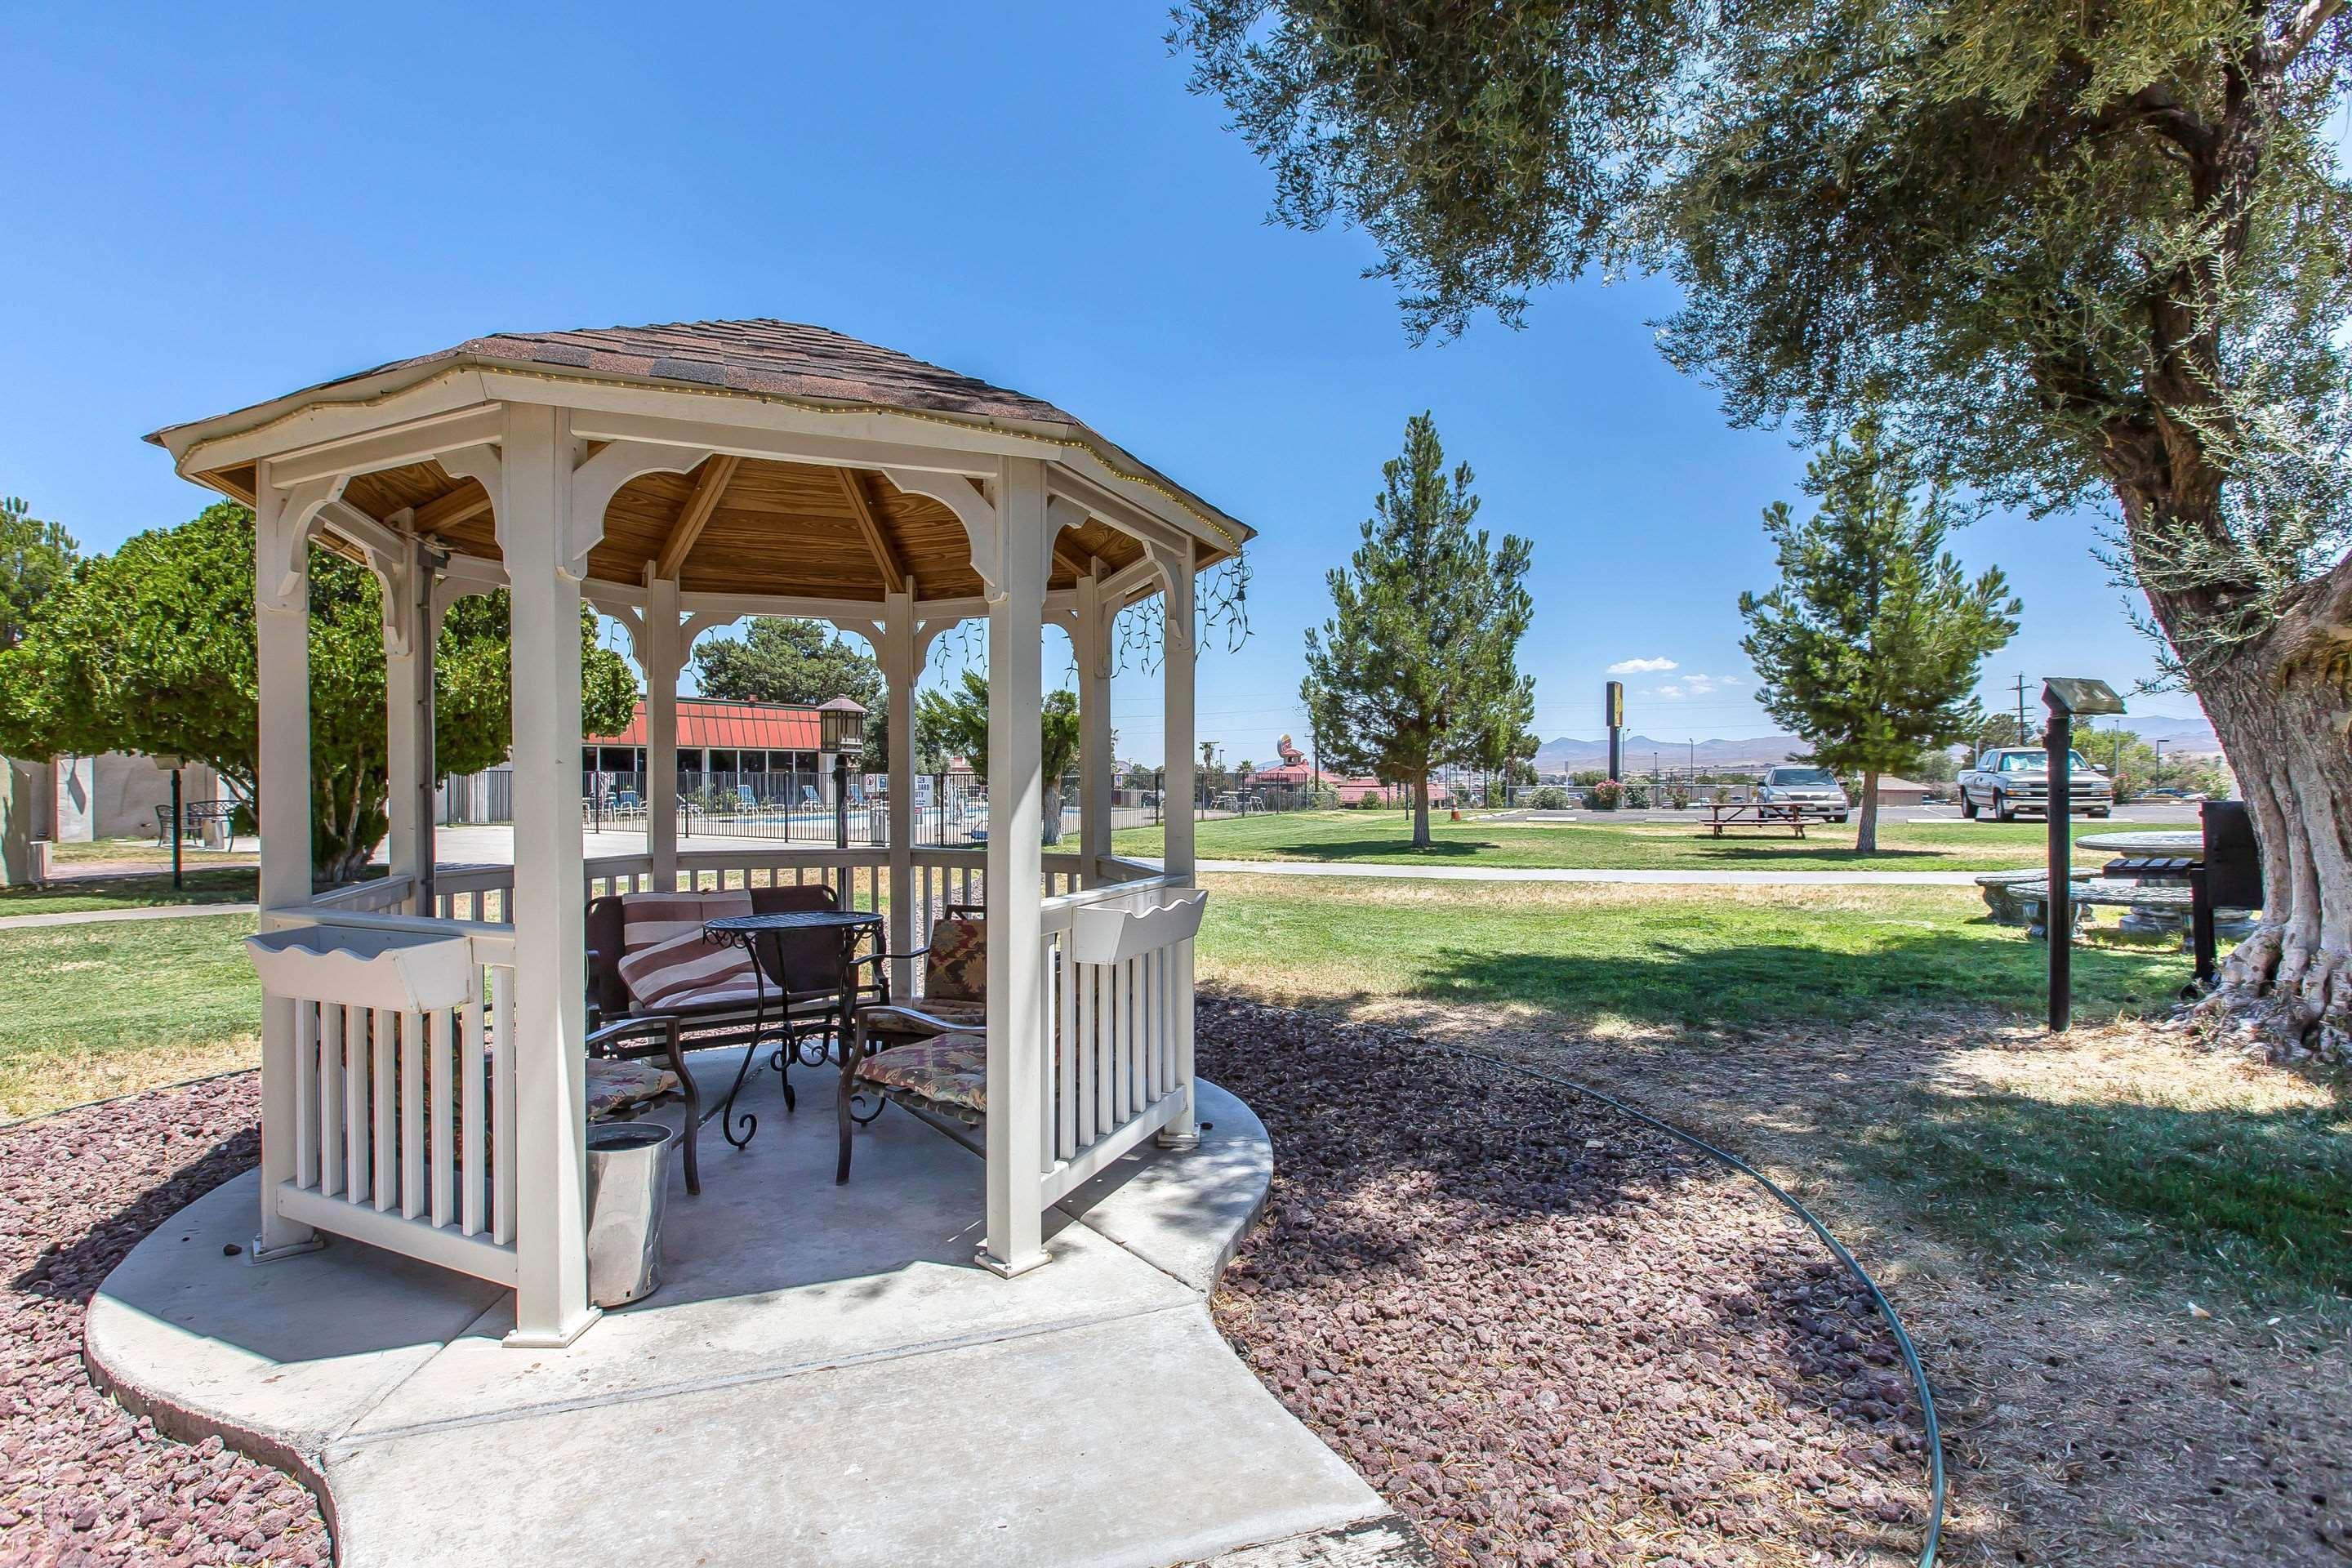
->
<box><xmin>52</xmin><ymin>755</ymin><xmax>221</xmax><ymax>842</ymax></box>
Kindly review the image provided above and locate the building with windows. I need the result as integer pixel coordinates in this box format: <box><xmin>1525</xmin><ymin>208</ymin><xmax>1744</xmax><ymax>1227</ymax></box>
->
<box><xmin>583</xmin><ymin>697</ymin><xmax>856</xmax><ymax>803</ymax></box>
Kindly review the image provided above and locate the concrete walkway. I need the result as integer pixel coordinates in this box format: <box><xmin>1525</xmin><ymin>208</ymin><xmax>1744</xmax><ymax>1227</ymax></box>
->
<box><xmin>431</xmin><ymin>825</ymin><xmax>1999</xmax><ymax>888</ymax></box>
<box><xmin>0</xmin><ymin>901</ymin><xmax>257</xmax><ymax>931</ymax></box>
<box><xmin>88</xmin><ymin>1056</ymin><xmax>1421</xmax><ymax>1568</ymax></box>
<box><xmin>1196</xmin><ymin>860</ymin><xmax>1991</xmax><ymax>886</ymax></box>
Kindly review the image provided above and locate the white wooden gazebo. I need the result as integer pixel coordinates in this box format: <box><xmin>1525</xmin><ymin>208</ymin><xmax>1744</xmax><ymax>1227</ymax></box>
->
<box><xmin>147</xmin><ymin>319</ymin><xmax>1247</xmax><ymax>1347</ymax></box>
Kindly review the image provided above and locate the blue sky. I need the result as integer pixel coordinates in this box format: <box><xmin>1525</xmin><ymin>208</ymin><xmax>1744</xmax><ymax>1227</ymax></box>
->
<box><xmin>0</xmin><ymin>2</ymin><xmax>2191</xmax><ymax>765</ymax></box>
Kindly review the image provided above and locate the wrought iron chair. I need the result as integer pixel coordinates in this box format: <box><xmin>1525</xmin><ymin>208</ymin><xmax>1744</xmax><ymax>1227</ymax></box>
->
<box><xmin>836</xmin><ymin>907</ymin><xmax>987</xmax><ymax>1182</ymax></box>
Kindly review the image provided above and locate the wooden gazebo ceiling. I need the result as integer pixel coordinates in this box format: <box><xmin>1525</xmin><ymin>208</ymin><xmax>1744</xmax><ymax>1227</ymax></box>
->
<box><xmin>327</xmin><ymin>452</ymin><xmax>1148</xmax><ymax>601</ymax></box>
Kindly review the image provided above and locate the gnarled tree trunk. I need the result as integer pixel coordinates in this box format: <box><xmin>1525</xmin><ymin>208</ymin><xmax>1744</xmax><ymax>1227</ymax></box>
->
<box><xmin>2163</xmin><ymin>592</ymin><xmax>2352</xmax><ymax>1056</ymax></box>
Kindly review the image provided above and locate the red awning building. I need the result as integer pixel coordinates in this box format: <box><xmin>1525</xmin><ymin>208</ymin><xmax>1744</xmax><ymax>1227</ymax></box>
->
<box><xmin>583</xmin><ymin>698</ymin><xmax>854</xmax><ymax>786</ymax></box>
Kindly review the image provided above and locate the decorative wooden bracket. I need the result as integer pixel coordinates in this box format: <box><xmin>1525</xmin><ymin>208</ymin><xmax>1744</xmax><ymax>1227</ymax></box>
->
<box><xmin>882</xmin><ymin>468</ymin><xmax>998</xmax><ymax>595</ymax></box>
<box><xmin>256</xmin><ymin>474</ymin><xmax>348</xmax><ymax>611</ymax></box>
<box><xmin>1144</xmin><ymin>539</ymin><xmax>1197</xmax><ymax>653</ymax></box>
<box><xmin>574</xmin><ymin>441</ymin><xmax>712</xmax><ymax>583</ymax></box>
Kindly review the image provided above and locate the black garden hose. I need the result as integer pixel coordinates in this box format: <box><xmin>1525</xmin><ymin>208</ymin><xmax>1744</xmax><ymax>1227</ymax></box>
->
<box><xmin>1439</xmin><ymin>1041</ymin><xmax>1947</xmax><ymax>1568</ymax></box>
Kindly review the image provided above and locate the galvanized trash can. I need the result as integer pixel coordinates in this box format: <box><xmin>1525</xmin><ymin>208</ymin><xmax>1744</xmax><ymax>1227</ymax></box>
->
<box><xmin>585</xmin><ymin>1123</ymin><xmax>675</xmax><ymax>1307</ymax></box>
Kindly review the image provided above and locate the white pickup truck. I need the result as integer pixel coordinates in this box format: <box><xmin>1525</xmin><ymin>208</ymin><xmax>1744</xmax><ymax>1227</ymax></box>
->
<box><xmin>1958</xmin><ymin>746</ymin><xmax>2114</xmax><ymax>822</ymax></box>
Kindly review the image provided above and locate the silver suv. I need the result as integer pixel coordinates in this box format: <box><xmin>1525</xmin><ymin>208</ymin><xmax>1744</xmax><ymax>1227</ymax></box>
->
<box><xmin>1756</xmin><ymin>765</ymin><xmax>1851</xmax><ymax>822</ymax></box>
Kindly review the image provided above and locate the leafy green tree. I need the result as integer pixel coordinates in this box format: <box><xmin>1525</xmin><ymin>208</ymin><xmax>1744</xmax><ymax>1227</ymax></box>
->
<box><xmin>1302</xmin><ymin>413</ymin><xmax>1535</xmax><ymax>848</ymax></box>
<box><xmin>0</xmin><ymin>501</ymin><xmax>635</xmax><ymax>883</ymax></box>
<box><xmin>694</xmin><ymin>617</ymin><xmax>882</xmax><ymax>708</ymax></box>
<box><xmin>912</xmin><ymin>670</ymin><xmax>1084</xmax><ymax>843</ymax></box>
<box><xmin>1174</xmin><ymin>2</ymin><xmax>2352</xmax><ymax>1038</ymax></box>
<box><xmin>0</xmin><ymin>496</ymin><xmax>78</xmax><ymax>652</ymax></box>
<box><xmin>2085</xmin><ymin>726</ymin><xmax>2238</xmax><ymax>803</ymax></box>
<box><xmin>1740</xmin><ymin>421</ymin><xmax>2021</xmax><ymax>852</ymax></box>
<box><xmin>1973</xmin><ymin>714</ymin><xmax>2033</xmax><ymax>755</ymax></box>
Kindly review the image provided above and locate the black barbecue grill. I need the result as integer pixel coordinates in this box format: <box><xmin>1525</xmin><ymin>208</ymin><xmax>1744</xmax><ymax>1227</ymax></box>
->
<box><xmin>2094</xmin><ymin>802</ymin><xmax>2263</xmax><ymax>987</ymax></box>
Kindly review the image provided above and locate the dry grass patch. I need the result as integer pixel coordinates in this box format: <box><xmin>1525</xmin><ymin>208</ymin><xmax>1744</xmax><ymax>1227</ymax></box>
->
<box><xmin>0</xmin><ymin>1036</ymin><xmax>260</xmax><ymax>1122</ymax></box>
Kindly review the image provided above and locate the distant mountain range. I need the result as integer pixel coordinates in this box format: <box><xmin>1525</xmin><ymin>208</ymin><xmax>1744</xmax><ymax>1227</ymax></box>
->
<box><xmin>1535</xmin><ymin>711</ymin><xmax>2223</xmax><ymax>773</ymax></box>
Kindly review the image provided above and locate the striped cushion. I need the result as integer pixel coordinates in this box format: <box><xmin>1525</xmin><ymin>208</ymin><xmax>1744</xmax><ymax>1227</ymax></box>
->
<box><xmin>617</xmin><ymin>892</ymin><xmax>755</xmax><ymax>1010</ymax></box>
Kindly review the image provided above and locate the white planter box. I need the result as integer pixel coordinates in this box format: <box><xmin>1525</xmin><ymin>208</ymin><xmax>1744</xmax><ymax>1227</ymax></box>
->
<box><xmin>247</xmin><ymin>925</ymin><xmax>476</xmax><ymax>1012</ymax></box>
<box><xmin>1071</xmin><ymin>891</ymin><xmax>1206</xmax><ymax>966</ymax></box>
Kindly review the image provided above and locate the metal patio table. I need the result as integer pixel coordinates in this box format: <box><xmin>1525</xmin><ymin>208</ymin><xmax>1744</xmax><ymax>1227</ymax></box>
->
<box><xmin>702</xmin><ymin>908</ymin><xmax>884</xmax><ymax>1150</ymax></box>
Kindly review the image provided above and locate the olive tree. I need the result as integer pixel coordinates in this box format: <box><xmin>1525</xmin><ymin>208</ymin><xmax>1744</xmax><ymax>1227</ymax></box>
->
<box><xmin>1176</xmin><ymin>0</ymin><xmax>2352</xmax><ymax>1051</ymax></box>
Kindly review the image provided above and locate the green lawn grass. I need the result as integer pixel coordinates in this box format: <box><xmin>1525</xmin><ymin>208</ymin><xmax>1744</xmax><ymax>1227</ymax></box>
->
<box><xmin>1115</xmin><ymin>808</ymin><xmax>2114</xmax><ymax>871</ymax></box>
<box><xmin>0</xmin><ymin>865</ymin><xmax>258</xmax><ymax>915</ymax></box>
<box><xmin>1867</xmin><ymin>1089</ymin><xmax>2352</xmax><ymax>1309</ymax></box>
<box><xmin>1195</xmin><ymin>875</ymin><xmax>2180</xmax><ymax>1027</ymax></box>
<box><xmin>0</xmin><ymin>913</ymin><xmax>261</xmax><ymax>1119</ymax></box>
<box><xmin>1195</xmin><ymin>872</ymin><xmax>2350</xmax><ymax>1315</ymax></box>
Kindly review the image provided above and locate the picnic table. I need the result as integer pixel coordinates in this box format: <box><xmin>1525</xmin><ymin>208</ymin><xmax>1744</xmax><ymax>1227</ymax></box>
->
<box><xmin>1700</xmin><ymin>800</ymin><xmax>1808</xmax><ymax>838</ymax></box>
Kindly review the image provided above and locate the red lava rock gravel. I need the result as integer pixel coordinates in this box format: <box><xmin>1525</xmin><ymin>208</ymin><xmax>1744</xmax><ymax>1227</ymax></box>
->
<box><xmin>1197</xmin><ymin>997</ymin><xmax>1934</xmax><ymax>1567</ymax></box>
<box><xmin>2</xmin><ymin>1005</ymin><xmax>1931</xmax><ymax>1568</ymax></box>
<box><xmin>1</xmin><ymin>1074</ymin><xmax>330</xmax><ymax>1566</ymax></box>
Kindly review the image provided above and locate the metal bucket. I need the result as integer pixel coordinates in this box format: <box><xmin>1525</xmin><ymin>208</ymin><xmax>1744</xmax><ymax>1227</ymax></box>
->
<box><xmin>585</xmin><ymin>1123</ymin><xmax>675</xmax><ymax>1307</ymax></box>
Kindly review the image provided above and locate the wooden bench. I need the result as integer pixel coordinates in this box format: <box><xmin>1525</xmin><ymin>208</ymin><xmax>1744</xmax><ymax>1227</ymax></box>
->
<box><xmin>1701</xmin><ymin>801</ymin><xmax>1808</xmax><ymax>838</ymax></box>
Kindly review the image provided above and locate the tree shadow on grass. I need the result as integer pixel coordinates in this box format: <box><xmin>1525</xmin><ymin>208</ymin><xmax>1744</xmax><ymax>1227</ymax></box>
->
<box><xmin>1256</xmin><ymin>837</ymin><xmax>1493</xmax><ymax>860</ymax></box>
<box><xmin>1401</xmin><ymin>927</ymin><xmax>2184</xmax><ymax>1031</ymax></box>
<box><xmin>1860</xmin><ymin>1085</ymin><xmax>2352</xmax><ymax>1309</ymax></box>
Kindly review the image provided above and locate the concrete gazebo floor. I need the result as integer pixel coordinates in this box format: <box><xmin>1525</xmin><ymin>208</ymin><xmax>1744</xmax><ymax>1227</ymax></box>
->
<box><xmin>87</xmin><ymin>1055</ymin><xmax>1416</xmax><ymax>1567</ymax></box>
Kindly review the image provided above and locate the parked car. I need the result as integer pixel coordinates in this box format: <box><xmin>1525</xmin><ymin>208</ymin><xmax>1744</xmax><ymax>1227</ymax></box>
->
<box><xmin>1755</xmin><ymin>765</ymin><xmax>1851</xmax><ymax>822</ymax></box>
<box><xmin>1958</xmin><ymin>746</ymin><xmax>2113</xmax><ymax>821</ymax></box>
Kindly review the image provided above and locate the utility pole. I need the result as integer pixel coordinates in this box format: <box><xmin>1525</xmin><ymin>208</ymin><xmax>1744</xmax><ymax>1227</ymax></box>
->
<box><xmin>2011</xmin><ymin>671</ymin><xmax>2029</xmax><ymax>741</ymax></box>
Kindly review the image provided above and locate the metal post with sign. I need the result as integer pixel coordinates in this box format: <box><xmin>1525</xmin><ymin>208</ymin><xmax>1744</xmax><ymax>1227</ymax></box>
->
<box><xmin>2040</xmin><ymin>677</ymin><xmax>2127</xmax><ymax>1031</ymax></box>
<box><xmin>153</xmin><ymin>755</ymin><xmax>187</xmax><ymax>891</ymax></box>
<box><xmin>1605</xmin><ymin>681</ymin><xmax>1625</xmax><ymax>783</ymax></box>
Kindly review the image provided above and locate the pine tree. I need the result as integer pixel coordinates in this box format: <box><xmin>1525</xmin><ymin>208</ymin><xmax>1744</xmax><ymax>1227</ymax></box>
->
<box><xmin>1739</xmin><ymin>421</ymin><xmax>2020</xmax><ymax>853</ymax></box>
<box><xmin>1303</xmin><ymin>413</ymin><xmax>1534</xmax><ymax>849</ymax></box>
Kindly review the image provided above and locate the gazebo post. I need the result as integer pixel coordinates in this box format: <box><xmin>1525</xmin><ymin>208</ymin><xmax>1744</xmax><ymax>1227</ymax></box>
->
<box><xmin>644</xmin><ymin>569</ymin><xmax>683</xmax><ymax>890</ymax></box>
<box><xmin>382</xmin><ymin>537</ymin><xmax>438</xmax><ymax>913</ymax></box>
<box><xmin>1076</xmin><ymin>568</ymin><xmax>1113</xmax><ymax>884</ymax></box>
<box><xmin>880</xmin><ymin>586</ymin><xmax>917</xmax><ymax>995</ymax></box>
<box><xmin>497</xmin><ymin>406</ymin><xmax>597</xmax><ymax>1348</ymax></box>
<box><xmin>980</xmin><ymin>458</ymin><xmax>1051</xmax><ymax>1278</ymax></box>
<box><xmin>251</xmin><ymin>472</ymin><xmax>320</xmax><ymax>1258</ymax></box>
<box><xmin>1156</xmin><ymin>542</ymin><xmax>1199</xmax><ymax>1149</ymax></box>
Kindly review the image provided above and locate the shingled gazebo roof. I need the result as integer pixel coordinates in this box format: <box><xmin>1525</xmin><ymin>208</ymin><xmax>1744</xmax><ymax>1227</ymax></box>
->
<box><xmin>147</xmin><ymin>319</ymin><xmax>1245</xmax><ymax>605</ymax></box>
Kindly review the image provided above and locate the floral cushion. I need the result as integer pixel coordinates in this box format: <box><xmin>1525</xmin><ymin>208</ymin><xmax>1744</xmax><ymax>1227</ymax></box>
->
<box><xmin>855</xmin><ymin>1033</ymin><xmax>987</xmax><ymax>1115</ymax></box>
<box><xmin>924</xmin><ymin>917</ymin><xmax>986</xmax><ymax>1004</ymax></box>
<box><xmin>586</xmin><ymin>1058</ymin><xmax>681</xmax><ymax>1120</ymax></box>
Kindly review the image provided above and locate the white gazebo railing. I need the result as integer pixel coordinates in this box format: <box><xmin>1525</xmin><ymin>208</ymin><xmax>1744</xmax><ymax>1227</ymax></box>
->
<box><xmin>1036</xmin><ymin>877</ymin><xmax>1204</xmax><ymax>1205</ymax></box>
<box><xmin>247</xmin><ymin>911</ymin><xmax>523</xmax><ymax>1288</ymax></box>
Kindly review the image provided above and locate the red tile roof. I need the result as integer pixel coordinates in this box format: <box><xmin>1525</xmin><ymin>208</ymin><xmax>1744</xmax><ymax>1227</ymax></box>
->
<box><xmin>592</xmin><ymin>700</ymin><xmax>825</xmax><ymax>751</ymax></box>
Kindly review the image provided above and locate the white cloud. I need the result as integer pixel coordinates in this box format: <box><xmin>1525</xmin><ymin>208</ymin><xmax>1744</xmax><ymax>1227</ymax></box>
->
<box><xmin>1641</xmin><ymin>672</ymin><xmax>1745</xmax><ymax>702</ymax></box>
<box><xmin>1608</xmin><ymin>657</ymin><xmax>1679</xmax><ymax>675</ymax></box>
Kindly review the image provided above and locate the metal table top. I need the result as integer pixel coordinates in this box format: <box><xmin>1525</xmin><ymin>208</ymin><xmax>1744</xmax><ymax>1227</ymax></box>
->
<box><xmin>703</xmin><ymin>909</ymin><xmax>883</xmax><ymax>938</ymax></box>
